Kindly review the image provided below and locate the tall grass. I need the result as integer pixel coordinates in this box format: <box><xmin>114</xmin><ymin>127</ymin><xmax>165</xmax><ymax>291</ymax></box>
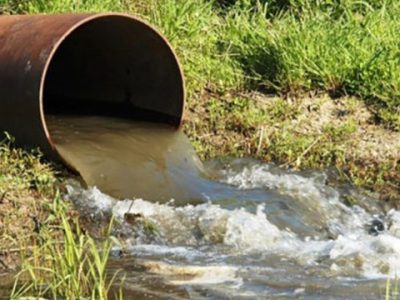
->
<box><xmin>221</xmin><ymin>1</ymin><xmax>400</xmax><ymax>128</ymax></box>
<box><xmin>0</xmin><ymin>135</ymin><xmax>123</xmax><ymax>299</ymax></box>
<box><xmin>135</xmin><ymin>0</ymin><xmax>244</xmax><ymax>96</ymax></box>
<box><xmin>385</xmin><ymin>276</ymin><xmax>400</xmax><ymax>300</ymax></box>
<box><xmin>10</xmin><ymin>195</ymin><xmax>122</xmax><ymax>300</ymax></box>
<box><xmin>0</xmin><ymin>0</ymin><xmax>129</xmax><ymax>14</ymax></box>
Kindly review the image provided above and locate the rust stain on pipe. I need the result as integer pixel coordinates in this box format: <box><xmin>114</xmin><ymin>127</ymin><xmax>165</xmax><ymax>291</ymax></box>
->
<box><xmin>0</xmin><ymin>13</ymin><xmax>185</xmax><ymax>162</ymax></box>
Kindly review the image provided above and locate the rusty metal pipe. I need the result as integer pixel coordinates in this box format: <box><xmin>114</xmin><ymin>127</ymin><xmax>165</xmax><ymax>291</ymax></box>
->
<box><xmin>0</xmin><ymin>13</ymin><xmax>185</xmax><ymax>161</ymax></box>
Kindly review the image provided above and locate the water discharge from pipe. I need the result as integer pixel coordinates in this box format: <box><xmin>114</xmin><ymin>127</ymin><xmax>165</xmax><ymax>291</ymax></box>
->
<box><xmin>0</xmin><ymin>13</ymin><xmax>185</xmax><ymax>164</ymax></box>
<box><xmin>47</xmin><ymin>115</ymin><xmax>207</xmax><ymax>205</ymax></box>
<box><xmin>2</xmin><ymin>13</ymin><xmax>400</xmax><ymax>300</ymax></box>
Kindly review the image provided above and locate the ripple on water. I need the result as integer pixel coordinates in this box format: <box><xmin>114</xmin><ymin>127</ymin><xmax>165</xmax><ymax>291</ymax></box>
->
<box><xmin>66</xmin><ymin>155</ymin><xmax>398</xmax><ymax>299</ymax></box>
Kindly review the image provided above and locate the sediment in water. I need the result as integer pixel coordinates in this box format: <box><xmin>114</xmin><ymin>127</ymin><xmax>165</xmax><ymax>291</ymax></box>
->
<box><xmin>47</xmin><ymin>115</ymin><xmax>207</xmax><ymax>205</ymax></box>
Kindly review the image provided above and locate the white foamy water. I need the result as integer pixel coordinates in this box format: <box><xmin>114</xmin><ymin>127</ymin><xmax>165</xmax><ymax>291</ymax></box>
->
<box><xmin>66</xmin><ymin>159</ymin><xmax>399</xmax><ymax>299</ymax></box>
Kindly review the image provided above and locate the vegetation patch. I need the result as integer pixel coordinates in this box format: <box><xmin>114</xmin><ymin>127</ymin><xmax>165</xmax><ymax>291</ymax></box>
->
<box><xmin>1</xmin><ymin>0</ymin><xmax>400</xmax><ymax>127</ymax></box>
<box><xmin>134</xmin><ymin>0</ymin><xmax>400</xmax><ymax>130</ymax></box>
<box><xmin>0</xmin><ymin>137</ymin><xmax>121</xmax><ymax>299</ymax></box>
<box><xmin>0</xmin><ymin>134</ymin><xmax>59</xmax><ymax>271</ymax></box>
<box><xmin>184</xmin><ymin>93</ymin><xmax>399</xmax><ymax>202</ymax></box>
<box><xmin>11</xmin><ymin>197</ymin><xmax>121</xmax><ymax>300</ymax></box>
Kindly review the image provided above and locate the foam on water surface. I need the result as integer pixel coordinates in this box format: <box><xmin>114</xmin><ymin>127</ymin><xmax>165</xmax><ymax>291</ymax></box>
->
<box><xmin>51</xmin><ymin>115</ymin><xmax>400</xmax><ymax>298</ymax></box>
<box><xmin>66</xmin><ymin>159</ymin><xmax>400</xmax><ymax>298</ymax></box>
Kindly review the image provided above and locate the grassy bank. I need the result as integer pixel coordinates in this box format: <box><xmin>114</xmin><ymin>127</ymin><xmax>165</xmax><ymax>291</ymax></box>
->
<box><xmin>0</xmin><ymin>137</ymin><xmax>121</xmax><ymax>299</ymax></box>
<box><xmin>11</xmin><ymin>197</ymin><xmax>121</xmax><ymax>300</ymax></box>
<box><xmin>1</xmin><ymin>0</ymin><xmax>399</xmax><ymax>126</ymax></box>
<box><xmin>148</xmin><ymin>0</ymin><xmax>400</xmax><ymax>129</ymax></box>
<box><xmin>0</xmin><ymin>134</ymin><xmax>58</xmax><ymax>272</ymax></box>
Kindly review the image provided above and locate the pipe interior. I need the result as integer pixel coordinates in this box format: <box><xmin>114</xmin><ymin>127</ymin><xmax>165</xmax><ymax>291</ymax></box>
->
<box><xmin>43</xmin><ymin>16</ymin><xmax>184</xmax><ymax>126</ymax></box>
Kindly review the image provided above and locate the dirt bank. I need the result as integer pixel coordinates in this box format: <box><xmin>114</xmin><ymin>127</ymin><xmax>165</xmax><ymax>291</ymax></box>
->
<box><xmin>184</xmin><ymin>93</ymin><xmax>399</xmax><ymax>203</ymax></box>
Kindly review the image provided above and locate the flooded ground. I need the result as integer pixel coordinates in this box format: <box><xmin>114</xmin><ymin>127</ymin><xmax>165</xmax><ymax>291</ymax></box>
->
<box><xmin>2</xmin><ymin>115</ymin><xmax>398</xmax><ymax>299</ymax></box>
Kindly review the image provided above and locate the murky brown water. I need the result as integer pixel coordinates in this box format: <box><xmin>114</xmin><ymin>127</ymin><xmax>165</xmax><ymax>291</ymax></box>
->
<box><xmin>1</xmin><ymin>115</ymin><xmax>398</xmax><ymax>299</ymax></box>
<box><xmin>47</xmin><ymin>115</ymin><xmax>207</xmax><ymax>205</ymax></box>
<box><xmin>64</xmin><ymin>157</ymin><xmax>396</xmax><ymax>300</ymax></box>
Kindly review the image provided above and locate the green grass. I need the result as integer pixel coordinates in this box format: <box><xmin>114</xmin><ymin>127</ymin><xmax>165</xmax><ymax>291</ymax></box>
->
<box><xmin>0</xmin><ymin>1</ymin><xmax>398</xmax><ymax>296</ymax></box>
<box><xmin>385</xmin><ymin>276</ymin><xmax>400</xmax><ymax>300</ymax></box>
<box><xmin>10</xmin><ymin>196</ymin><xmax>122</xmax><ymax>300</ymax></box>
<box><xmin>220</xmin><ymin>1</ymin><xmax>400</xmax><ymax>129</ymax></box>
<box><xmin>0</xmin><ymin>0</ymin><xmax>129</xmax><ymax>14</ymax></box>
<box><xmin>146</xmin><ymin>0</ymin><xmax>245</xmax><ymax>95</ymax></box>
<box><xmin>0</xmin><ymin>133</ymin><xmax>56</xmax><ymax>195</ymax></box>
<box><xmin>0</xmin><ymin>136</ymin><xmax>123</xmax><ymax>299</ymax></box>
<box><xmin>0</xmin><ymin>133</ymin><xmax>60</xmax><ymax>256</ymax></box>
<box><xmin>1</xmin><ymin>0</ymin><xmax>399</xmax><ymax>127</ymax></box>
<box><xmin>135</xmin><ymin>0</ymin><xmax>400</xmax><ymax>129</ymax></box>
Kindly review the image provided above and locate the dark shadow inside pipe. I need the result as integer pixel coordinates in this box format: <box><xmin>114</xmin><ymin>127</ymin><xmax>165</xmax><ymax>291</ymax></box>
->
<box><xmin>43</xmin><ymin>15</ymin><xmax>184</xmax><ymax>126</ymax></box>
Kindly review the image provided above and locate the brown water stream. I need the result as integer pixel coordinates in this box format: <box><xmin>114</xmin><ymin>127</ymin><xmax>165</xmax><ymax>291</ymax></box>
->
<box><xmin>47</xmin><ymin>115</ymin><xmax>206</xmax><ymax>205</ymax></box>
<box><xmin>1</xmin><ymin>115</ymin><xmax>398</xmax><ymax>299</ymax></box>
<box><xmin>45</xmin><ymin>115</ymin><xmax>400</xmax><ymax>299</ymax></box>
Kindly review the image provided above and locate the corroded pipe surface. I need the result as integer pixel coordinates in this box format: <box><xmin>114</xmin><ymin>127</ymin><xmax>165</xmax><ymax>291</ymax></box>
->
<box><xmin>0</xmin><ymin>13</ymin><xmax>185</xmax><ymax>161</ymax></box>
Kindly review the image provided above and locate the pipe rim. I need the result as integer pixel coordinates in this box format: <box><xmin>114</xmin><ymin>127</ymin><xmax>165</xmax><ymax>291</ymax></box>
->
<box><xmin>38</xmin><ymin>12</ymin><xmax>186</xmax><ymax>154</ymax></box>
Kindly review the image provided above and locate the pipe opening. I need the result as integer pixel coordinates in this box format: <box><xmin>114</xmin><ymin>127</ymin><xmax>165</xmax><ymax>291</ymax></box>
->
<box><xmin>1</xmin><ymin>14</ymin><xmax>205</xmax><ymax>203</ymax></box>
<box><xmin>43</xmin><ymin>15</ymin><xmax>184</xmax><ymax>127</ymax></box>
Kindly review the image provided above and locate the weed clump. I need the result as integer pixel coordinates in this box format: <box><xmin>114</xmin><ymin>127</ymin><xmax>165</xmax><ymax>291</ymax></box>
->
<box><xmin>0</xmin><ymin>136</ymin><xmax>122</xmax><ymax>299</ymax></box>
<box><xmin>11</xmin><ymin>196</ymin><xmax>121</xmax><ymax>300</ymax></box>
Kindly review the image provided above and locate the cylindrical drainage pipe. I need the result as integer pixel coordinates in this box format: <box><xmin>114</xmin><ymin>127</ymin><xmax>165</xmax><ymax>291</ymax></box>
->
<box><xmin>0</xmin><ymin>13</ymin><xmax>185</xmax><ymax>162</ymax></box>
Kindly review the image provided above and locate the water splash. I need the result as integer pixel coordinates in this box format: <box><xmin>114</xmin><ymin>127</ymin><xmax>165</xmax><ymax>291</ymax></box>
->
<box><xmin>66</xmin><ymin>157</ymin><xmax>400</xmax><ymax>300</ymax></box>
<box><xmin>48</xmin><ymin>115</ymin><xmax>208</xmax><ymax>205</ymax></box>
